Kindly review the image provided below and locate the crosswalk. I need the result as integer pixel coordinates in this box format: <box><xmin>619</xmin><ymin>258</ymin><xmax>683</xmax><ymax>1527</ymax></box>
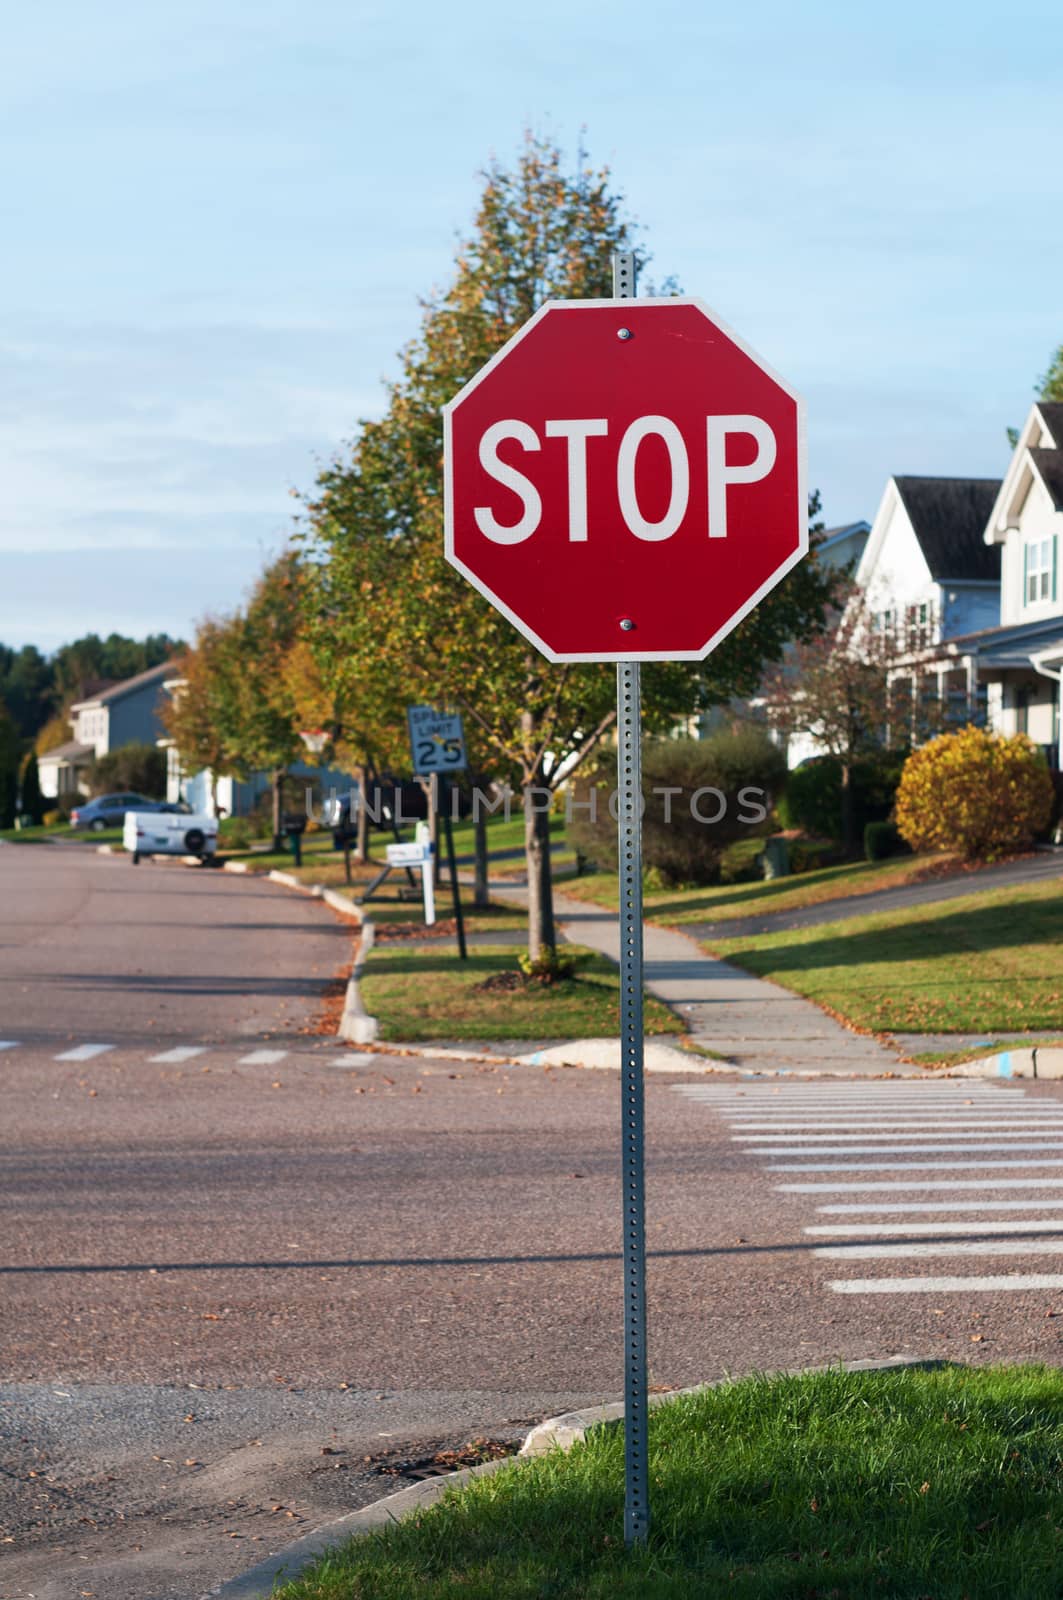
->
<box><xmin>674</xmin><ymin>1080</ymin><xmax>1063</xmax><ymax>1298</ymax></box>
<box><xmin>0</xmin><ymin>1040</ymin><xmax>373</xmax><ymax>1068</ymax></box>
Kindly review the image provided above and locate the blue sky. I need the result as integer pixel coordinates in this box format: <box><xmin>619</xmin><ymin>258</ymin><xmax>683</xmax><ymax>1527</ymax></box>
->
<box><xmin>3</xmin><ymin>0</ymin><xmax>1061</xmax><ymax>650</ymax></box>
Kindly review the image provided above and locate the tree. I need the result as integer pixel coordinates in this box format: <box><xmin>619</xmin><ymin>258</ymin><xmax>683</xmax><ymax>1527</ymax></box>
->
<box><xmin>90</xmin><ymin>742</ymin><xmax>167</xmax><ymax>799</ymax></box>
<box><xmin>303</xmin><ymin>133</ymin><xmax>839</xmax><ymax>959</ymax></box>
<box><xmin>161</xmin><ymin>618</ymin><xmax>248</xmax><ymax>815</ymax></box>
<box><xmin>0</xmin><ymin>705</ymin><xmax>19</xmax><ymax>829</ymax></box>
<box><xmin>231</xmin><ymin>554</ymin><xmax>306</xmax><ymax>850</ymax></box>
<box><xmin>0</xmin><ymin>645</ymin><xmax>52</xmax><ymax>739</ymax></box>
<box><xmin>20</xmin><ymin>751</ymin><xmax>43</xmax><ymax>825</ymax></box>
<box><xmin>759</xmin><ymin>585</ymin><xmax>923</xmax><ymax>854</ymax></box>
<box><xmin>35</xmin><ymin>712</ymin><xmax>73</xmax><ymax>755</ymax></box>
<box><xmin>51</xmin><ymin>632</ymin><xmax>182</xmax><ymax>706</ymax></box>
<box><xmin>1037</xmin><ymin>346</ymin><xmax>1063</xmax><ymax>402</ymax></box>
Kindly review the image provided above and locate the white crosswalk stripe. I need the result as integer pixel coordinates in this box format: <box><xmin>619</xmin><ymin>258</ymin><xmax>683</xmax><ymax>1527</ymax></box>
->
<box><xmin>768</xmin><ymin>1159</ymin><xmax>1063</xmax><ymax>1170</ymax></box>
<box><xmin>782</xmin><ymin>1176</ymin><xmax>1063</xmax><ymax>1191</ymax></box>
<box><xmin>676</xmin><ymin>1079</ymin><xmax>1063</xmax><ymax>1305</ymax></box>
<box><xmin>831</xmin><ymin>1275</ymin><xmax>1063</xmax><ymax>1295</ymax></box>
<box><xmin>808</xmin><ymin>1219</ymin><xmax>1063</xmax><ymax>1235</ymax></box>
<box><xmin>54</xmin><ymin>1043</ymin><xmax>114</xmax><ymax>1061</ymax></box>
<box><xmin>817</xmin><ymin>1199</ymin><xmax>1063</xmax><ymax>1212</ymax></box>
<box><xmin>238</xmin><ymin>1049</ymin><xmax>288</xmax><ymax>1065</ymax></box>
<box><xmin>0</xmin><ymin>1041</ymin><xmax>19</xmax><ymax>1051</ymax></box>
<box><xmin>150</xmin><ymin>1046</ymin><xmax>208</xmax><ymax>1063</ymax></box>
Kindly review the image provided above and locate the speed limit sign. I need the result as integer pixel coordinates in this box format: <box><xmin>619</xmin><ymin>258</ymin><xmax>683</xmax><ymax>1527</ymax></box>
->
<box><xmin>407</xmin><ymin>705</ymin><xmax>467</xmax><ymax>774</ymax></box>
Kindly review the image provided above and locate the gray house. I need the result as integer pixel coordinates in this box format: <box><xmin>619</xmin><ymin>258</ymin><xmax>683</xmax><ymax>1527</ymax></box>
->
<box><xmin>39</xmin><ymin>661</ymin><xmax>177</xmax><ymax>800</ymax></box>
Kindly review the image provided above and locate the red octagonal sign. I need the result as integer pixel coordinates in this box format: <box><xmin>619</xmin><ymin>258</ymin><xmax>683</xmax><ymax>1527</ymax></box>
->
<box><xmin>444</xmin><ymin>298</ymin><xmax>806</xmax><ymax>662</ymax></box>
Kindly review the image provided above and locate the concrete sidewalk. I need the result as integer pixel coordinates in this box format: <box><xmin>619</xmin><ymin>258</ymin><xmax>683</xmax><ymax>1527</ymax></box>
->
<box><xmin>496</xmin><ymin>884</ymin><xmax>904</xmax><ymax>1075</ymax></box>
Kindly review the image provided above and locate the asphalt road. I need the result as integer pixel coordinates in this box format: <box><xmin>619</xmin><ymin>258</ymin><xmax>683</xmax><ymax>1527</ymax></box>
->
<box><xmin>0</xmin><ymin>843</ymin><xmax>349</xmax><ymax>1045</ymax></box>
<box><xmin>3</xmin><ymin>843</ymin><xmax>1063</xmax><ymax>1599</ymax></box>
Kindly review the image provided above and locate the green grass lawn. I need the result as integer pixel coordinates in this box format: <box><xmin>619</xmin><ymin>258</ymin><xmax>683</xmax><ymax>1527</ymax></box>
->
<box><xmin>275</xmin><ymin>1364</ymin><xmax>1063</xmax><ymax>1600</ymax></box>
<box><xmin>360</xmin><ymin>942</ymin><xmax>683</xmax><ymax>1042</ymax></box>
<box><xmin>708</xmin><ymin>879</ymin><xmax>1063</xmax><ymax>1035</ymax></box>
<box><xmin>563</xmin><ymin>851</ymin><xmax>956</xmax><ymax>926</ymax></box>
<box><xmin>0</xmin><ymin>822</ymin><xmax>122</xmax><ymax>843</ymax></box>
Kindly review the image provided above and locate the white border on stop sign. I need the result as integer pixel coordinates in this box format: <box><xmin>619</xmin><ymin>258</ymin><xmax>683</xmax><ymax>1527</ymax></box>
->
<box><xmin>442</xmin><ymin>296</ymin><xmax>808</xmax><ymax>664</ymax></box>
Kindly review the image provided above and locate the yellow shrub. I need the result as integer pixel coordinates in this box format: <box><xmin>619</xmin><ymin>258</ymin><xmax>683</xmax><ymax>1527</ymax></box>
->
<box><xmin>895</xmin><ymin>726</ymin><xmax>1054</xmax><ymax>861</ymax></box>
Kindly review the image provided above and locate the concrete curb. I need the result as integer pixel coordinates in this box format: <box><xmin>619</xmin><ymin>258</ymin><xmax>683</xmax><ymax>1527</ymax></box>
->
<box><xmin>338</xmin><ymin>919</ymin><xmax>379</xmax><ymax>1043</ymax></box>
<box><xmin>945</xmin><ymin>1046</ymin><xmax>1063</xmax><ymax>1079</ymax></box>
<box><xmin>200</xmin><ymin>1354</ymin><xmax>946</xmax><ymax>1599</ymax></box>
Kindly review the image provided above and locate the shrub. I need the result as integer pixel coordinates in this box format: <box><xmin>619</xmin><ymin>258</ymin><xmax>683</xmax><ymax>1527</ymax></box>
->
<box><xmin>864</xmin><ymin>819</ymin><xmax>909</xmax><ymax>862</ymax></box>
<box><xmin>777</xmin><ymin>752</ymin><xmax>906</xmax><ymax>843</ymax></box>
<box><xmin>895</xmin><ymin>727</ymin><xmax>1054</xmax><ymax>862</ymax></box>
<box><xmin>90</xmin><ymin>742</ymin><xmax>166</xmax><ymax>800</ymax></box>
<box><xmin>788</xmin><ymin>838</ymin><xmax>841</xmax><ymax>874</ymax></box>
<box><xmin>568</xmin><ymin>731</ymin><xmax>786</xmax><ymax>887</ymax></box>
<box><xmin>42</xmin><ymin>808</ymin><xmax>65</xmax><ymax>827</ymax></box>
<box><xmin>220</xmin><ymin>816</ymin><xmax>252</xmax><ymax>850</ymax></box>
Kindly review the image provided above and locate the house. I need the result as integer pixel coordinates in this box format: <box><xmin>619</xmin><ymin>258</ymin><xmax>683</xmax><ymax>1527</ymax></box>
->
<box><xmin>884</xmin><ymin>405</ymin><xmax>1063</xmax><ymax>768</ymax></box>
<box><xmin>817</xmin><ymin>519</ymin><xmax>872</xmax><ymax>574</ymax></box>
<box><xmin>978</xmin><ymin>401</ymin><xmax>1063</xmax><ymax>762</ymax></box>
<box><xmin>38</xmin><ymin>661</ymin><xmax>178</xmax><ymax>800</ymax></box>
<box><xmin>856</xmin><ymin>475</ymin><xmax>1002</xmax><ymax>650</ymax></box>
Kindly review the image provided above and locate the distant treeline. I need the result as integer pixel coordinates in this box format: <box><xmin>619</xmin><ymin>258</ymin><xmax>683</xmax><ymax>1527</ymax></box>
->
<box><xmin>0</xmin><ymin>633</ymin><xmax>184</xmax><ymax>744</ymax></box>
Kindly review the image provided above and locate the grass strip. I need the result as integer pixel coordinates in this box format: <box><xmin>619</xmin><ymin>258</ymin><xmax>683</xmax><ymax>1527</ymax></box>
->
<box><xmin>359</xmin><ymin>942</ymin><xmax>683</xmax><ymax>1042</ymax></box>
<box><xmin>275</xmin><ymin>1364</ymin><xmax>1063</xmax><ymax>1600</ymax></box>
<box><xmin>564</xmin><ymin>852</ymin><xmax>954</xmax><ymax>925</ymax></box>
<box><xmin>707</xmin><ymin>880</ymin><xmax>1063</xmax><ymax>1035</ymax></box>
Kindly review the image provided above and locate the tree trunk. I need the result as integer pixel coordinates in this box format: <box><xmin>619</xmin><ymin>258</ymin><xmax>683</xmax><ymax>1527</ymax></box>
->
<box><xmin>354</xmin><ymin>764</ymin><xmax>369</xmax><ymax>863</ymax></box>
<box><xmin>271</xmin><ymin>769</ymin><xmax>285</xmax><ymax>853</ymax></box>
<box><xmin>840</xmin><ymin>759</ymin><xmax>855</xmax><ymax>858</ymax></box>
<box><xmin>523</xmin><ymin>783</ymin><xmax>555</xmax><ymax>961</ymax></box>
<box><xmin>473</xmin><ymin>803</ymin><xmax>490</xmax><ymax>910</ymax></box>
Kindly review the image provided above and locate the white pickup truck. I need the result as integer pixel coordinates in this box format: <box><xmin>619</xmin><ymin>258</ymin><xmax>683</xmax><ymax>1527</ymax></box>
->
<box><xmin>123</xmin><ymin>810</ymin><xmax>218</xmax><ymax>865</ymax></box>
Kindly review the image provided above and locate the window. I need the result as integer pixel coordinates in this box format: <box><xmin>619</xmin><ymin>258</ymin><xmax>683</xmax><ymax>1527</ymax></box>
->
<box><xmin>1025</xmin><ymin>536</ymin><xmax>1057</xmax><ymax>605</ymax></box>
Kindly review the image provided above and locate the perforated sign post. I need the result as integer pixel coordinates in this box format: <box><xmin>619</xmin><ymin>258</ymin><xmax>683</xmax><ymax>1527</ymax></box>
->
<box><xmin>443</xmin><ymin>256</ymin><xmax>806</xmax><ymax>1546</ymax></box>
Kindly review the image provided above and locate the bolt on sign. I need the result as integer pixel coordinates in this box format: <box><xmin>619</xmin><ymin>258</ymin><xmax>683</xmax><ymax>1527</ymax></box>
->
<box><xmin>444</xmin><ymin>297</ymin><xmax>806</xmax><ymax>661</ymax></box>
<box><xmin>443</xmin><ymin>263</ymin><xmax>807</xmax><ymax>1548</ymax></box>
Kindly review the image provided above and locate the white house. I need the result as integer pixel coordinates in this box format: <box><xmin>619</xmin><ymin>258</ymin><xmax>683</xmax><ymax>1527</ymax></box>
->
<box><xmin>856</xmin><ymin>475</ymin><xmax>1002</xmax><ymax>650</ymax></box>
<box><xmin>39</xmin><ymin>661</ymin><xmax>178</xmax><ymax>800</ymax></box>
<box><xmin>978</xmin><ymin>401</ymin><xmax>1063</xmax><ymax>761</ymax></box>
<box><xmin>887</xmin><ymin>404</ymin><xmax>1063</xmax><ymax>767</ymax></box>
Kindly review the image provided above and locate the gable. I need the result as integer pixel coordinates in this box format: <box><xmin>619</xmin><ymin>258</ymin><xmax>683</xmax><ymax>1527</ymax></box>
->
<box><xmin>892</xmin><ymin>477</ymin><xmax>1001</xmax><ymax>581</ymax></box>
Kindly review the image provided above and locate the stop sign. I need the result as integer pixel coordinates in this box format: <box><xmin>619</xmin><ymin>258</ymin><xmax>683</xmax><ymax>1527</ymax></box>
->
<box><xmin>443</xmin><ymin>298</ymin><xmax>806</xmax><ymax>662</ymax></box>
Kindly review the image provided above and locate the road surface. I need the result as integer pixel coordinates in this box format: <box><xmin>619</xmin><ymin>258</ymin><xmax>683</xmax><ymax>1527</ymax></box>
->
<box><xmin>3</xmin><ymin>843</ymin><xmax>1063</xmax><ymax>1598</ymax></box>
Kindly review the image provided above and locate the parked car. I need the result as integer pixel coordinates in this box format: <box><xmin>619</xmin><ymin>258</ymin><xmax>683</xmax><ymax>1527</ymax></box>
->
<box><xmin>70</xmin><ymin>792</ymin><xmax>159</xmax><ymax>830</ymax></box>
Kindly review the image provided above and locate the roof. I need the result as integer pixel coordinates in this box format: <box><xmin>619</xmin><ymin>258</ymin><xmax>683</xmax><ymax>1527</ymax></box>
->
<box><xmin>37</xmin><ymin>740</ymin><xmax>94</xmax><ymax>766</ymax></box>
<box><xmin>1030</xmin><ymin>447</ymin><xmax>1063</xmax><ymax>512</ymax></box>
<box><xmin>1035</xmin><ymin>400</ymin><xmax>1063</xmax><ymax>447</ymax></box>
<box><xmin>70</xmin><ymin>660</ymin><xmax>180</xmax><ymax>713</ymax></box>
<box><xmin>820</xmin><ymin>520</ymin><xmax>871</xmax><ymax>547</ymax></box>
<box><xmin>892</xmin><ymin>476</ymin><xmax>1002</xmax><ymax>582</ymax></box>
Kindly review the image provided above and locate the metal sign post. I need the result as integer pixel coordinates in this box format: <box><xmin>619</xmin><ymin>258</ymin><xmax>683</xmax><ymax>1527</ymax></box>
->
<box><xmin>442</xmin><ymin>245</ymin><xmax>807</xmax><ymax>1559</ymax></box>
<box><xmin>612</xmin><ymin>251</ymin><xmax>649</xmax><ymax>1547</ymax></box>
<box><xmin>407</xmin><ymin>707</ymin><xmax>469</xmax><ymax>960</ymax></box>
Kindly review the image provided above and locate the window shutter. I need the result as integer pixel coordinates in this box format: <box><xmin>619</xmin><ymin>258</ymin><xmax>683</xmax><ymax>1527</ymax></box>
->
<box><xmin>1053</xmin><ymin>534</ymin><xmax>1058</xmax><ymax>604</ymax></box>
<box><xmin>1023</xmin><ymin>541</ymin><xmax>1030</xmax><ymax>606</ymax></box>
